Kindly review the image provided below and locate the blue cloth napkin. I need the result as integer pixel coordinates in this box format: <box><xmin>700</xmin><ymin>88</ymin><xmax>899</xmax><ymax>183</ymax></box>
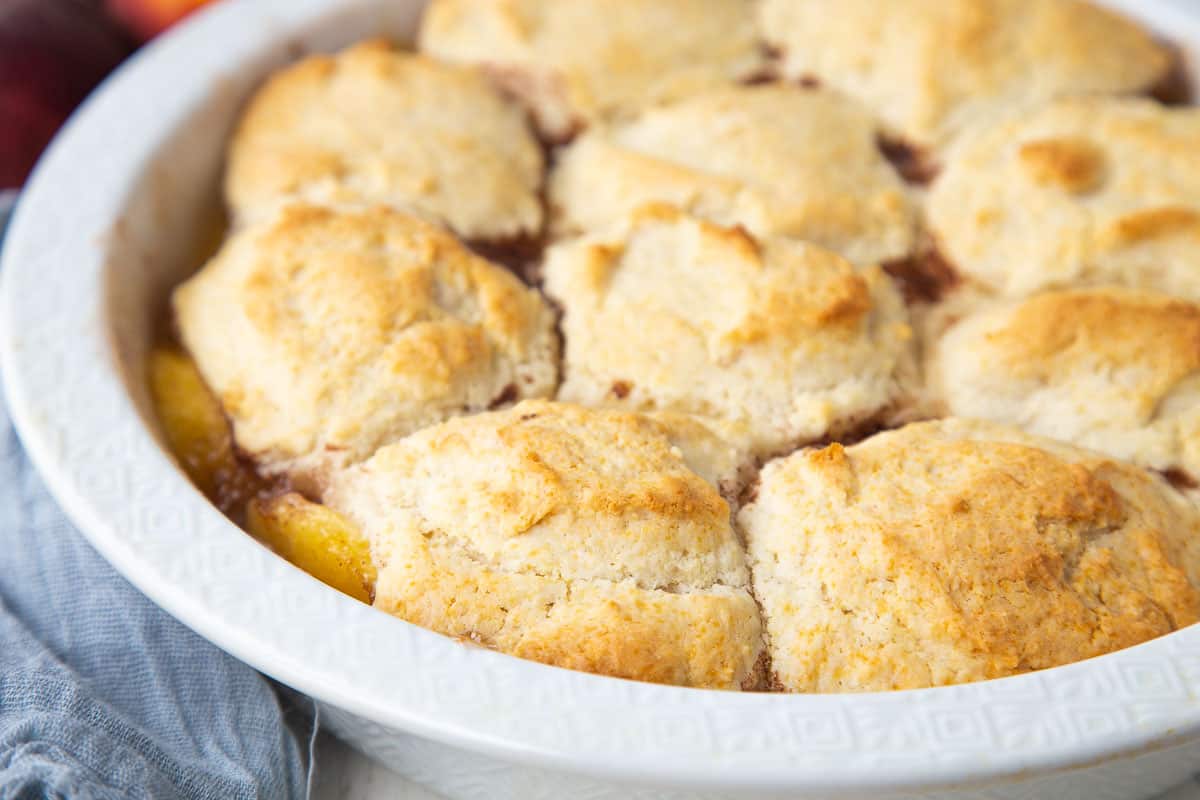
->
<box><xmin>0</xmin><ymin>197</ymin><xmax>311</xmax><ymax>800</ymax></box>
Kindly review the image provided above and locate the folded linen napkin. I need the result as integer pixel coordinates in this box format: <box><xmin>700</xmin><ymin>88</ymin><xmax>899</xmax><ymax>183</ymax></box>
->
<box><xmin>0</xmin><ymin>199</ymin><xmax>310</xmax><ymax>799</ymax></box>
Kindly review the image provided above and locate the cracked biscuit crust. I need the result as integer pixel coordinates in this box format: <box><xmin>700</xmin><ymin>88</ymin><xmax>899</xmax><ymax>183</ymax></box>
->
<box><xmin>326</xmin><ymin>400</ymin><xmax>764</xmax><ymax>689</ymax></box>
<box><xmin>640</xmin><ymin>412</ymin><xmax>757</xmax><ymax>502</ymax></box>
<box><xmin>418</xmin><ymin>0</ymin><xmax>764</xmax><ymax>138</ymax></box>
<box><xmin>548</xmin><ymin>84</ymin><xmax>917</xmax><ymax>267</ymax></box>
<box><xmin>225</xmin><ymin>39</ymin><xmax>543</xmax><ymax>241</ymax></box>
<box><xmin>928</xmin><ymin>97</ymin><xmax>1200</xmax><ymax>299</ymax></box>
<box><xmin>740</xmin><ymin>418</ymin><xmax>1200</xmax><ymax>692</ymax></box>
<box><xmin>929</xmin><ymin>287</ymin><xmax>1200</xmax><ymax>480</ymax></box>
<box><xmin>172</xmin><ymin>204</ymin><xmax>559</xmax><ymax>486</ymax></box>
<box><xmin>760</xmin><ymin>0</ymin><xmax>1170</xmax><ymax>145</ymax></box>
<box><xmin>543</xmin><ymin>206</ymin><xmax>916</xmax><ymax>459</ymax></box>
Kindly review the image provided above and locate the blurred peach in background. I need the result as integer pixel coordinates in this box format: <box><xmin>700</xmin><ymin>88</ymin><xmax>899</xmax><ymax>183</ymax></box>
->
<box><xmin>0</xmin><ymin>0</ymin><xmax>217</xmax><ymax>188</ymax></box>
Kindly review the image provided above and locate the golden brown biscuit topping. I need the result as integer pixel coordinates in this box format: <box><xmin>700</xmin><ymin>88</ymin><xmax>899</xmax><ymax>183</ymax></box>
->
<box><xmin>151</xmin><ymin>2</ymin><xmax>1200</xmax><ymax>693</ymax></box>
<box><xmin>742</xmin><ymin>420</ymin><xmax>1200</xmax><ymax>692</ymax></box>
<box><xmin>1017</xmin><ymin>137</ymin><xmax>1107</xmax><ymax>193</ymax></box>
<box><xmin>990</xmin><ymin>289</ymin><xmax>1200</xmax><ymax>394</ymax></box>
<box><xmin>226</xmin><ymin>39</ymin><xmax>544</xmax><ymax>240</ymax></box>
<box><xmin>544</xmin><ymin>207</ymin><xmax>916</xmax><ymax>458</ymax></box>
<box><xmin>173</xmin><ymin>205</ymin><xmax>558</xmax><ymax>486</ymax></box>
<box><xmin>418</xmin><ymin>0</ymin><xmax>764</xmax><ymax>137</ymax></box>
<box><xmin>325</xmin><ymin>401</ymin><xmax>764</xmax><ymax>688</ymax></box>
<box><xmin>760</xmin><ymin>0</ymin><xmax>1171</xmax><ymax>145</ymax></box>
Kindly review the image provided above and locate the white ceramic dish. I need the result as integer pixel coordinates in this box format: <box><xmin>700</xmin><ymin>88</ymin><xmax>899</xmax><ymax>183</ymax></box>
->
<box><xmin>4</xmin><ymin>1</ymin><xmax>1200</xmax><ymax>797</ymax></box>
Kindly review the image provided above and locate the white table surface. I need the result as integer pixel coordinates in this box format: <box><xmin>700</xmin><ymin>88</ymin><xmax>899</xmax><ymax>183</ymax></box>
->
<box><xmin>312</xmin><ymin>734</ymin><xmax>444</xmax><ymax>800</ymax></box>
<box><xmin>311</xmin><ymin>730</ymin><xmax>1200</xmax><ymax>800</ymax></box>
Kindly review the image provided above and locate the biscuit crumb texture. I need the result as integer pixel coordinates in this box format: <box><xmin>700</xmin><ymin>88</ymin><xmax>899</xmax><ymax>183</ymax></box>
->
<box><xmin>173</xmin><ymin>205</ymin><xmax>559</xmax><ymax>486</ymax></box>
<box><xmin>640</xmin><ymin>411</ymin><xmax>757</xmax><ymax>501</ymax></box>
<box><xmin>741</xmin><ymin>418</ymin><xmax>1200</xmax><ymax>692</ymax></box>
<box><xmin>760</xmin><ymin>0</ymin><xmax>1170</xmax><ymax>145</ymax></box>
<box><xmin>929</xmin><ymin>97</ymin><xmax>1200</xmax><ymax>299</ymax></box>
<box><xmin>543</xmin><ymin>207</ymin><xmax>916</xmax><ymax>459</ymax></box>
<box><xmin>549</xmin><ymin>85</ymin><xmax>917</xmax><ymax>266</ymax></box>
<box><xmin>326</xmin><ymin>400</ymin><xmax>764</xmax><ymax>689</ymax></box>
<box><xmin>930</xmin><ymin>287</ymin><xmax>1200</xmax><ymax>480</ymax></box>
<box><xmin>418</xmin><ymin>0</ymin><xmax>764</xmax><ymax>137</ymax></box>
<box><xmin>226</xmin><ymin>39</ymin><xmax>544</xmax><ymax>241</ymax></box>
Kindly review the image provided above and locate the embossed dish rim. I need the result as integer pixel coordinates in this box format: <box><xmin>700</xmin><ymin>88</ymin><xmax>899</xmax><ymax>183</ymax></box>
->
<box><xmin>3</xmin><ymin>0</ymin><xmax>1200</xmax><ymax>793</ymax></box>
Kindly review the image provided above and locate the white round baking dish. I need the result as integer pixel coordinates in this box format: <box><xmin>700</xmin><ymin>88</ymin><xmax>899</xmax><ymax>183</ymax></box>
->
<box><xmin>4</xmin><ymin>1</ymin><xmax>1200</xmax><ymax>797</ymax></box>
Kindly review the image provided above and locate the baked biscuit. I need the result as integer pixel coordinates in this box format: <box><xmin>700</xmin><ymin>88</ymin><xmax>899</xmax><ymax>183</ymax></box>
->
<box><xmin>928</xmin><ymin>287</ymin><xmax>1200</xmax><ymax>482</ymax></box>
<box><xmin>225</xmin><ymin>39</ymin><xmax>543</xmax><ymax>241</ymax></box>
<box><xmin>642</xmin><ymin>412</ymin><xmax>756</xmax><ymax>501</ymax></box>
<box><xmin>741</xmin><ymin>418</ymin><xmax>1200</xmax><ymax>693</ymax></box>
<box><xmin>760</xmin><ymin>0</ymin><xmax>1171</xmax><ymax>146</ymax></box>
<box><xmin>418</xmin><ymin>0</ymin><xmax>764</xmax><ymax>138</ymax></box>
<box><xmin>325</xmin><ymin>400</ymin><xmax>764</xmax><ymax>689</ymax></box>
<box><xmin>542</xmin><ymin>206</ymin><xmax>916</xmax><ymax>459</ymax></box>
<box><xmin>928</xmin><ymin>97</ymin><xmax>1200</xmax><ymax>299</ymax></box>
<box><xmin>548</xmin><ymin>85</ymin><xmax>917</xmax><ymax>266</ymax></box>
<box><xmin>173</xmin><ymin>204</ymin><xmax>559</xmax><ymax>486</ymax></box>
